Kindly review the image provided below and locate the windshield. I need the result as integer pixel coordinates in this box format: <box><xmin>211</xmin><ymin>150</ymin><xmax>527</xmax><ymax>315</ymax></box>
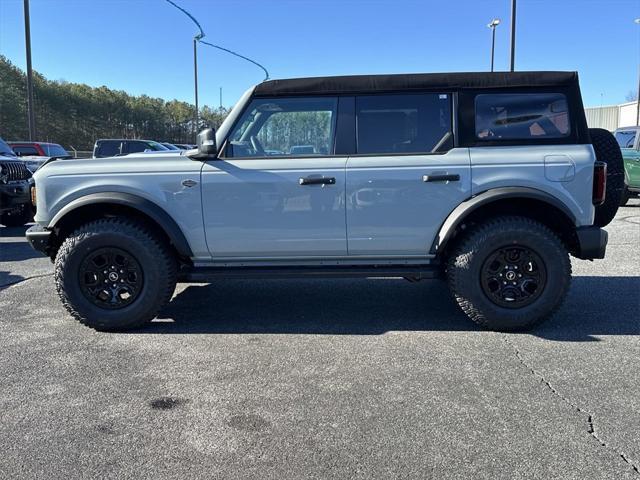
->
<box><xmin>614</xmin><ymin>130</ymin><xmax>637</xmax><ymax>149</ymax></box>
<box><xmin>0</xmin><ymin>138</ymin><xmax>16</xmax><ymax>156</ymax></box>
<box><xmin>162</xmin><ymin>143</ymin><xmax>180</xmax><ymax>150</ymax></box>
<box><xmin>41</xmin><ymin>144</ymin><xmax>70</xmax><ymax>157</ymax></box>
<box><xmin>146</xmin><ymin>141</ymin><xmax>169</xmax><ymax>151</ymax></box>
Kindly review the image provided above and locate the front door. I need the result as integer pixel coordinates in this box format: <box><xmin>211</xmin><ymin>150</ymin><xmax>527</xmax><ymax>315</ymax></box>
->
<box><xmin>201</xmin><ymin>96</ymin><xmax>347</xmax><ymax>258</ymax></box>
<box><xmin>346</xmin><ymin>93</ymin><xmax>471</xmax><ymax>256</ymax></box>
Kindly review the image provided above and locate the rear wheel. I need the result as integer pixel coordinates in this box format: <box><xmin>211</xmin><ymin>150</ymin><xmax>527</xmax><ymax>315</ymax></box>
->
<box><xmin>54</xmin><ymin>218</ymin><xmax>177</xmax><ymax>331</ymax></box>
<box><xmin>446</xmin><ymin>216</ymin><xmax>571</xmax><ymax>332</ymax></box>
<box><xmin>590</xmin><ymin>128</ymin><xmax>624</xmax><ymax>226</ymax></box>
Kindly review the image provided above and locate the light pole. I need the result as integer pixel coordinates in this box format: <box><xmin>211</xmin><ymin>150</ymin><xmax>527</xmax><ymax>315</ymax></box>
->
<box><xmin>488</xmin><ymin>19</ymin><xmax>501</xmax><ymax>72</ymax></box>
<box><xmin>193</xmin><ymin>36</ymin><xmax>199</xmax><ymax>139</ymax></box>
<box><xmin>635</xmin><ymin>18</ymin><xmax>640</xmax><ymax>126</ymax></box>
<box><xmin>509</xmin><ymin>0</ymin><xmax>517</xmax><ymax>72</ymax></box>
<box><xmin>23</xmin><ymin>0</ymin><xmax>36</xmax><ymax>140</ymax></box>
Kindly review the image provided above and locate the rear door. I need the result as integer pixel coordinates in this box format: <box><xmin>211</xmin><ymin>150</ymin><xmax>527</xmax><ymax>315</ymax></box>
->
<box><xmin>346</xmin><ymin>93</ymin><xmax>471</xmax><ymax>256</ymax></box>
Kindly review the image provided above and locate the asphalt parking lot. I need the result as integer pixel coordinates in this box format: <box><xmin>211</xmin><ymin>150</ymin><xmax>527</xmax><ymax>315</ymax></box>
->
<box><xmin>1</xmin><ymin>202</ymin><xmax>638</xmax><ymax>479</ymax></box>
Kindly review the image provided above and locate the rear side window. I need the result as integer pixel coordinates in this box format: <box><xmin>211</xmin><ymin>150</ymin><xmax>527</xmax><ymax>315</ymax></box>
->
<box><xmin>12</xmin><ymin>146</ymin><xmax>39</xmax><ymax>156</ymax></box>
<box><xmin>356</xmin><ymin>94</ymin><xmax>453</xmax><ymax>155</ymax></box>
<box><xmin>96</xmin><ymin>141</ymin><xmax>121</xmax><ymax>157</ymax></box>
<box><xmin>475</xmin><ymin>93</ymin><xmax>570</xmax><ymax>140</ymax></box>
<box><xmin>40</xmin><ymin>144</ymin><xmax>69</xmax><ymax>157</ymax></box>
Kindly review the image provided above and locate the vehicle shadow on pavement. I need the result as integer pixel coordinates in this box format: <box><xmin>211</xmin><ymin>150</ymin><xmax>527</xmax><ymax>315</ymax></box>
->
<box><xmin>146</xmin><ymin>276</ymin><xmax>639</xmax><ymax>340</ymax></box>
<box><xmin>0</xmin><ymin>225</ymin><xmax>30</xmax><ymax>238</ymax></box>
<box><xmin>0</xmin><ymin>241</ymin><xmax>43</xmax><ymax>262</ymax></box>
<box><xmin>0</xmin><ymin>271</ymin><xmax>26</xmax><ymax>290</ymax></box>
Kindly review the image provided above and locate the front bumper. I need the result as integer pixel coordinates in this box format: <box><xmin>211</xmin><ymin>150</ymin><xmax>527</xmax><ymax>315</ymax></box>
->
<box><xmin>0</xmin><ymin>181</ymin><xmax>31</xmax><ymax>213</ymax></box>
<box><xmin>574</xmin><ymin>226</ymin><xmax>608</xmax><ymax>260</ymax></box>
<box><xmin>26</xmin><ymin>224</ymin><xmax>52</xmax><ymax>256</ymax></box>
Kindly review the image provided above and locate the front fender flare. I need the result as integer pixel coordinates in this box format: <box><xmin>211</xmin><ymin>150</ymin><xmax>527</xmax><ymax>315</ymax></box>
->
<box><xmin>430</xmin><ymin>187</ymin><xmax>577</xmax><ymax>255</ymax></box>
<box><xmin>49</xmin><ymin>192</ymin><xmax>193</xmax><ymax>257</ymax></box>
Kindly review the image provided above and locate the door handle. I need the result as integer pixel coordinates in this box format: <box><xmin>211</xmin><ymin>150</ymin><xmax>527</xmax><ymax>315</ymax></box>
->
<box><xmin>422</xmin><ymin>174</ymin><xmax>460</xmax><ymax>183</ymax></box>
<box><xmin>299</xmin><ymin>176</ymin><xmax>336</xmax><ymax>186</ymax></box>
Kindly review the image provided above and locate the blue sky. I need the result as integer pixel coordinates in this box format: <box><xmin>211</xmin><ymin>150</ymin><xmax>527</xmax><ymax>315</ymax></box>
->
<box><xmin>0</xmin><ymin>0</ymin><xmax>638</xmax><ymax>109</ymax></box>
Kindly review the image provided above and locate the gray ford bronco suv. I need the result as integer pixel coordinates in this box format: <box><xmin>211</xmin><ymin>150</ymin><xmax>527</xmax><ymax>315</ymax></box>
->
<box><xmin>26</xmin><ymin>72</ymin><xmax>623</xmax><ymax>332</ymax></box>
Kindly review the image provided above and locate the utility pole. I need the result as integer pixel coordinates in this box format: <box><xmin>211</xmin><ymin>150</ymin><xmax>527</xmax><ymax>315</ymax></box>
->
<box><xmin>635</xmin><ymin>18</ymin><xmax>640</xmax><ymax>126</ymax></box>
<box><xmin>509</xmin><ymin>0</ymin><xmax>517</xmax><ymax>72</ymax></box>
<box><xmin>488</xmin><ymin>19</ymin><xmax>501</xmax><ymax>72</ymax></box>
<box><xmin>23</xmin><ymin>0</ymin><xmax>36</xmax><ymax>140</ymax></box>
<box><xmin>219</xmin><ymin>87</ymin><xmax>222</xmax><ymax>109</ymax></box>
<box><xmin>193</xmin><ymin>37</ymin><xmax>199</xmax><ymax>139</ymax></box>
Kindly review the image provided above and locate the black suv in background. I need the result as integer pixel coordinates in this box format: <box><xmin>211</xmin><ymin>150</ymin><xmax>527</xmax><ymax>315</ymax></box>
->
<box><xmin>0</xmin><ymin>137</ymin><xmax>33</xmax><ymax>227</ymax></box>
<box><xmin>93</xmin><ymin>139</ymin><xmax>169</xmax><ymax>158</ymax></box>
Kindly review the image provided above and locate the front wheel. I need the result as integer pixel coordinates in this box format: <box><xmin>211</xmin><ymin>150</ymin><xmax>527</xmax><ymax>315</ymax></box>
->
<box><xmin>54</xmin><ymin>218</ymin><xmax>177</xmax><ymax>331</ymax></box>
<box><xmin>620</xmin><ymin>186</ymin><xmax>630</xmax><ymax>206</ymax></box>
<box><xmin>446</xmin><ymin>216</ymin><xmax>571</xmax><ymax>332</ymax></box>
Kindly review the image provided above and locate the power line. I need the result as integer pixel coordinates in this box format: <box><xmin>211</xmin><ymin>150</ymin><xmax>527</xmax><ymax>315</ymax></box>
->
<box><xmin>200</xmin><ymin>40</ymin><xmax>269</xmax><ymax>81</ymax></box>
<box><xmin>164</xmin><ymin>0</ymin><xmax>269</xmax><ymax>81</ymax></box>
<box><xmin>164</xmin><ymin>0</ymin><xmax>204</xmax><ymax>40</ymax></box>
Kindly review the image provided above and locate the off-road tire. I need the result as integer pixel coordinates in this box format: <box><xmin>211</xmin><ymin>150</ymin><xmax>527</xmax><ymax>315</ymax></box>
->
<box><xmin>54</xmin><ymin>218</ymin><xmax>177</xmax><ymax>331</ymax></box>
<box><xmin>446</xmin><ymin>216</ymin><xmax>571</xmax><ymax>332</ymax></box>
<box><xmin>590</xmin><ymin>128</ymin><xmax>624</xmax><ymax>227</ymax></box>
<box><xmin>620</xmin><ymin>185</ymin><xmax>630</xmax><ymax>206</ymax></box>
<box><xmin>0</xmin><ymin>204</ymin><xmax>33</xmax><ymax>227</ymax></box>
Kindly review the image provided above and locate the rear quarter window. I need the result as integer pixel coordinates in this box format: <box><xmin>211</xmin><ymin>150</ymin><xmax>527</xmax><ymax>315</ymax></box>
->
<box><xmin>475</xmin><ymin>93</ymin><xmax>570</xmax><ymax>140</ymax></box>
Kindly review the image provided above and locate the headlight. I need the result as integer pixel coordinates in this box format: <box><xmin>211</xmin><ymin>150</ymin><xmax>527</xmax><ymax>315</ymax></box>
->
<box><xmin>31</xmin><ymin>185</ymin><xmax>37</xmax><ymax>206</ymax></box>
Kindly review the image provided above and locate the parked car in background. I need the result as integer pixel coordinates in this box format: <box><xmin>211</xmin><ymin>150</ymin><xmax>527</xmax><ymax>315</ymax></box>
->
<box><xmin>0</xmin><ymin>137</ymin><xmax>34</xmax><ymax>226</ymax></box>
<box><xmin>93</xmin><ymin>139</ymin><xmax>169</xmax><ymax>158</ymax></box>
<box><xmin>613</xmin><ymin>126</ymin><xmax>640</xmax><ymax>205</ymax></box>
<box><xmin>8</xmin><ymin>141</ymin><xmax>72</xmax><ymax>173</ymax></box>
<box><xmin>173</xmin><ymin>143</ymin><xmax>196</xmax><ymax>150</ymax></box>
<box><xmin>27</xmin><ymin>71</ymin><xmax>622</xmax><ymax>333</ymax></box>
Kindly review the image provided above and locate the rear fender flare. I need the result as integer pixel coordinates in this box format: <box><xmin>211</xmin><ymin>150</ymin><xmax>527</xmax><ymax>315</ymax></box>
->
<box><xmin>430</xmin><ymin>187</ymin><xmax>577</xmax><ymax>255</ymax></box>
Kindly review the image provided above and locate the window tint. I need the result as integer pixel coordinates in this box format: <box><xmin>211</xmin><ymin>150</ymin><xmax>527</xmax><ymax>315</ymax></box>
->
<box><xmin>226</xmin><ymin>97</ymin><xmax>338</xmax><ymax>158</ymax></box>
<box><xmin>356</xmin><ymin>94</ymin><xmax>452</xmax><ymax>155</ymax></box>
<box><xmin>614</xmin><ymin>130</ymin><xmax>637</xmax><ymax>149</ymax></box>
<box><xmin>475</xmin><ymin>93</ymin><xmax>570</xmax><ymax>140</ymax></box>
<box><xmin>96</xmin><ymin>141</ymin><xmax>121</xmax><ymax>157</ymax></box>
<box><xmin>13</xmin><ymin>146</ymin><xmax>39</xmax><ymax>156</ymax></box>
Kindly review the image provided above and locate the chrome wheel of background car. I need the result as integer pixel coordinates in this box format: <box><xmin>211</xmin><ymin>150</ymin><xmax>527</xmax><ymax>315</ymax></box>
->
<box><xmin>480</xmin><ymin>246</ymin><xmax>547</xmax><ymax>309</ymax></box>
<box><xmin>78</xmin><ymin>247</ymin><xmax>143</xmax><ymax>309</ymax></box>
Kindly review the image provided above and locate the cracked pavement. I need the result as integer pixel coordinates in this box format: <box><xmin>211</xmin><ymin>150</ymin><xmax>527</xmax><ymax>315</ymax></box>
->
<box><xmin>1</xmin><ymin>201</ymin><xmax>638</xmax><ymax>479</ymax></box>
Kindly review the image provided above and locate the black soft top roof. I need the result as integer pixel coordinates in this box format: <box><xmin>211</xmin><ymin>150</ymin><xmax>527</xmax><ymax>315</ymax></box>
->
<box><xmin>254</xmin><ymin>71</ymin><xmax>579</xmax><ymax>97</ymax></box>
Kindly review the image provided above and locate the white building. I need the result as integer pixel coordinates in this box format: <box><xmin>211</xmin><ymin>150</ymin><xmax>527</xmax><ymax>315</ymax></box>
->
<box><xmin>584</xmin><ymin>101</ymin><xmax>639</xmax><ymax>131</ymax></box>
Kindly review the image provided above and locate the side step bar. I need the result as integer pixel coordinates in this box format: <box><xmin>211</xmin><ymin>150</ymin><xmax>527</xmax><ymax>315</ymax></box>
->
<box><xmin>178</xmin><ymin>265</ymin><xmax>443</xmax><ymax>282</ymax></box>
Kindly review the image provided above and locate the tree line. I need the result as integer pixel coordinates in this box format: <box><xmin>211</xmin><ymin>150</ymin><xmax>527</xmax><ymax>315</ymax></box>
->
<box><xmin>0</xmin><ymin>55</ymin><xmax>228</xmax><ymax>151</ymax></box>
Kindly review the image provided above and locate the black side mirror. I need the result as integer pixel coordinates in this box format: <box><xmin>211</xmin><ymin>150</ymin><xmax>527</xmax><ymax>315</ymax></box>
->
<box><xmin>188</xmin><ymin>128</ymin><xmax>217</xmax><ymax>160</ymax></box>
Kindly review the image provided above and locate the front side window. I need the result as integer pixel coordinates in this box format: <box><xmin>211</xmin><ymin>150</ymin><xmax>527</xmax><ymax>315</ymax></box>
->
<box><xmin>475</xmin><ymin>93</ymin><xmax>570</xmax><ymax>140</ymax></box>
<box><xmin>356</xmin><ymin>93</ymin><xmax>453</xmax><ymax>155</ymax></box>
<box><xmin>226</xmin><ymin>97</ymin><xmax>338</xmax><ymax>158</ymax></box>
<box><xmin>614</xmin><ymin>130</ymin><xmax>637</xmax><ymax>149</ymax></box>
